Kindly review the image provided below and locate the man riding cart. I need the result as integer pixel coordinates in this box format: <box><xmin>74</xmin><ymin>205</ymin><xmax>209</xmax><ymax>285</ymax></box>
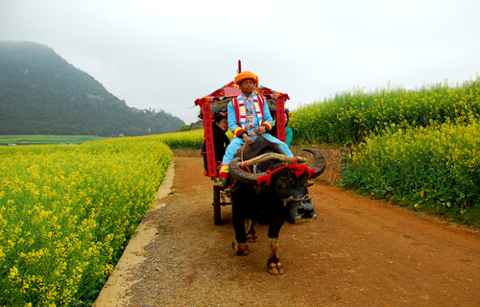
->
<box><xmin>194</xmin><ymin>63</ymin><xmax>293</xmax><ymax>224</ymax></box>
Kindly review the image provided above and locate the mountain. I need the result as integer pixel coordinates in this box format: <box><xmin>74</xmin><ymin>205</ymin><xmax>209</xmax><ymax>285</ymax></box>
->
<box><xmin>0</xmin><ymin>41</ymin><xmax>185</xmax><ymax>136</ymax></box>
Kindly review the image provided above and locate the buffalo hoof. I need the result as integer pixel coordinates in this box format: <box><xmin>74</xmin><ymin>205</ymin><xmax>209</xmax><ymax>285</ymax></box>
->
<box><xmin>267</xmin><ymin>262</ymin><xmax>285</xmax><ymax>275</ymax></box>
<box><xmin>246</xmin><ymin>233</ymin><xmax>258</xmax><ymax>243</ymax></box>
<box><xmin>232</xmin><ymin>241</ymin><xmax>250</xmax><ymax>256</ymax></box>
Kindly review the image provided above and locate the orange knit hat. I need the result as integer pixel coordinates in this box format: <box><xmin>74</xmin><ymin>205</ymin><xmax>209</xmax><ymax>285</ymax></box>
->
<box><xmin>234</xmin><ymin>71</ymin><xmax>259</xmax><ymax>86</ymax></box>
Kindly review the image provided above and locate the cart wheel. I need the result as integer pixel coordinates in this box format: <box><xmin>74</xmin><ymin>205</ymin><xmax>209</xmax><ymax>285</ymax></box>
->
<box><xmin>213</xmin><ymin>188</ymin><xmax>222</xmax><ymax>225</ymax></box>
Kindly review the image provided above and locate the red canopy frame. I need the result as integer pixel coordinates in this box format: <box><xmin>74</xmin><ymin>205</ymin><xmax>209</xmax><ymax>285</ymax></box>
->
<box><xmin>195</xmin><ymin>66</ymin><xmax>290</xmax><ymax>177</ymax></box>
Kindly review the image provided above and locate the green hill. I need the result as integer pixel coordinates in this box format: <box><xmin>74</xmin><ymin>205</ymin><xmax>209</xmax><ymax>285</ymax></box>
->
<box><xmin>0</xmin><ymin>41</ymin><xmax>185</xmax><ymax>136</ymax></box>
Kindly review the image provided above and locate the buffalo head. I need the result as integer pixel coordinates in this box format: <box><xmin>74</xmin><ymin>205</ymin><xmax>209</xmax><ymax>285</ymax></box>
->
<box><xmin>229</xmin><ymin>148</ymin><xmax>326</xmax><ymax>223</ymax></box>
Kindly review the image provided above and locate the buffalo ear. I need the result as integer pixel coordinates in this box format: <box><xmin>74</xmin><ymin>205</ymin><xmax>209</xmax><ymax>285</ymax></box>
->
<box><xmin>307</xmin><ymin>180</ymin><xmax>314</xmax><ymax>187</ymax></box>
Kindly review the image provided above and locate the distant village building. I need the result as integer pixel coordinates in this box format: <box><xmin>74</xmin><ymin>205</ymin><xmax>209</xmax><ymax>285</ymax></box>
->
<box><xmin>119</xmin><ymin>133</ymin><xmax>124</xmax><ymax>138</ymax></box>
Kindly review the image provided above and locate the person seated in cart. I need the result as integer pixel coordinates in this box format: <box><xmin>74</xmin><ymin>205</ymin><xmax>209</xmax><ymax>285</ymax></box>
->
<box><xmin>270</xmin><ymin>108</ymin><xmax>293</xmax><ymax>147</ymax></box>
<box><xmin>214</xmin><ymin>71</ymin><xmax>294</xmax><ymax>190</ymax></box>
<box><xmin>201</xmin><ymin>111</ymin><xmax>230</xmax><ymax>176</ymax></box>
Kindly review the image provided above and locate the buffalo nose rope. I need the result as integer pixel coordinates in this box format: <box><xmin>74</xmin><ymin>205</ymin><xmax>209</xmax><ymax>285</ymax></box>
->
<box><xmin>281</xmin><ymin>194</ymin><xmax>312</xmax><ymax>207</ymax></box>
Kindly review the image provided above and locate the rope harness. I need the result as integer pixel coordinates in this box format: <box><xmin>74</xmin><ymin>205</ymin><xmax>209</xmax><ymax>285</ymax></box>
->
<box><xmin>240</xmin><ymin>140</ymin><xmax>251</xmax><ymax>163</ymax></box>
<box><xmin>281</xmin><ymin>194</ymin><xmax>313</xmax><ymax>207</ymax></box>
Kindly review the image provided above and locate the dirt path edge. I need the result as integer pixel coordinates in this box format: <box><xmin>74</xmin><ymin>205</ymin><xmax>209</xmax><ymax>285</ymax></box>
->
<box><xmin>93</xmin><ymin>161</ymin><xmax>175</xmax><ymax>307</ymax></box>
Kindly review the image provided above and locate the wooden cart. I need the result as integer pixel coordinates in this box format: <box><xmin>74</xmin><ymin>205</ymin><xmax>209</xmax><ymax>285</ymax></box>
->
<box><xmin>194</xmin><ymin>61</ymin><xmax>290</xmax><ymax>225</ymax></box>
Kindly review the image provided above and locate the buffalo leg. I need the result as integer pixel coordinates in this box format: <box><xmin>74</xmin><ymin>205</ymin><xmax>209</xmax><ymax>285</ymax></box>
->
<box><xmin>232</xmin><ymin>210</ymin><xmax>249</xmax><ymax>255</ymax></box>
<box><xmin>267</xmin><ymin>223</ymin><xmax>285</xmax><ymax>275</ymax></box>
<box><xmin>245</xmin><ymin>219</ymin><xmax>258</xmax><ymax>243</ymax></box>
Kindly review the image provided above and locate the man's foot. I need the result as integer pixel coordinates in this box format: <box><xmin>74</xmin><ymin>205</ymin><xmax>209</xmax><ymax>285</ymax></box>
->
<box><xmin>214</xmin><ymin>178</ymin><xmax>227</xmax><ymax>190</ymax></box>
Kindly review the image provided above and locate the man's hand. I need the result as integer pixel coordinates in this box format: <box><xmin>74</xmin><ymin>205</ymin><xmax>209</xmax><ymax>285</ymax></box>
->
<box><xmin>243</xmin><ymin>133</ymin><xmax>252</xmax><ymax>143</ymax></box>
<box><xmin>256</xmin><ymin>126</ymin><xmax>266</xmax><ymax>135</ymax></box>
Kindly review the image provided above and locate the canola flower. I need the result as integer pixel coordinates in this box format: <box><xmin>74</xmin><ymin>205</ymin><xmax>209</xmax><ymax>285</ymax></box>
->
<box><xmin>290</xmin><ymin>77</ymin><xmax>480</xmax><ymax>145</ymax></box>
<box><xmin>0</xmin><ymin>137</ymin><xmax>172</xmax><ymax>306</ymax></box>
<box><xmin>127</xmin><ymin>129</ymin><xmax>231</xmax><ymax>149</ymax></box>
<box><xmin>341</xmin><ymin>117</ymin><xmax>480</xmax><ymax>226</ymax></box>
<box><xmin>135</xmin><ymin>129</ymin><xmax>205</xmax><ymax>149</ymax></box>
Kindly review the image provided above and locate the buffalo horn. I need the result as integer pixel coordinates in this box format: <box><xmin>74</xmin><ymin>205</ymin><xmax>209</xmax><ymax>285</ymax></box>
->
<box><xmin>238</xmin><ymin>152</ymin><xmax>307</xmax><ymax>167</ymax></box>
<box><xmin>303</xmin><ymin>148</ymin><xmax>326</xmax><ymax>179</ymax></box>
<box><xmin>229</xmin><ymin>152</ymin><xmax>309</xmax><ymax>185</ymax></box>
<box><xmin>229</xmin><ymin>157</ymin><xmax>267</xmax><ymax>185</ymax></box>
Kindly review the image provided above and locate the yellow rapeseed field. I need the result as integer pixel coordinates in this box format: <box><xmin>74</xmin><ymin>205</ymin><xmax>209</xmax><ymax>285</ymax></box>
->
<box><xmin>0</xmin><ymin>138</ymin><xmax>172</xmax><ymax>306</ymax></box>
<box><xmin>132</xmin><ymin>129</ymin><xmax>205</xmax><ymax>149</ymax></box>
<box><xmin>341</xmin><ymin>117</ymin><xmax>480</xmax><ymax>225</ymax></box>
<box><xmin>290</xmin><ymin>77</ymin><xmax>480</xmax><ymax>145</ymax></box>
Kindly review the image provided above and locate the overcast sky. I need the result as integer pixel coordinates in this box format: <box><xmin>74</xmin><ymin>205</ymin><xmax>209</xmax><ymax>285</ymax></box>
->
<box><xmin>1</xmin><ymin>0</ymin><xmax>479</xmax><ymax>125</ymax></box>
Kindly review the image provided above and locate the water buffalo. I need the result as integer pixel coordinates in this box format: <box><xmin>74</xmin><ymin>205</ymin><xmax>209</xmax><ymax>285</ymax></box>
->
<box><xmin>227</xmin><ymin>135</ymin><xmax>326</xmax><ymax>275</ymax></box>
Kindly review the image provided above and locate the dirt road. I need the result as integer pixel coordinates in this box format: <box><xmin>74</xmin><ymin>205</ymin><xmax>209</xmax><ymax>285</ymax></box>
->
<box><xmin>96</xmin><ymin>157</ymin><xmax>480</xmax><ymax>307</ymax></box>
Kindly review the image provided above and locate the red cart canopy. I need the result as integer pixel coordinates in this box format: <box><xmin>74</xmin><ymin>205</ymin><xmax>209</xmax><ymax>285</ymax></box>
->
<box><xmin>194</xmin><ymin>81</ymin><xmax>289</xmax><ymax>112</ymax></box>
<box><xmin>195</xmin><ymin>79</ymin><xmax>290</xmax><ymax>177</ymax></box>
